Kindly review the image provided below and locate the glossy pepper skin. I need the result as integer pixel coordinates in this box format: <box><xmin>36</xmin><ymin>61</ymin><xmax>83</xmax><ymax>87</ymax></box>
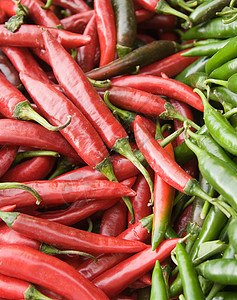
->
<box><xmin>175</xmin><ymin>243</ymin><xmax>205</xmax><ymax>300</ymax></box>
<box><xmin>0</xmin><ymin>244</ymin><xmax>109</xmax><ymax>300</ymax></box>
<box><xmin>0</xmin><ymin>211</ymin><xmax>147</xmax><ymax>254</ymax></box>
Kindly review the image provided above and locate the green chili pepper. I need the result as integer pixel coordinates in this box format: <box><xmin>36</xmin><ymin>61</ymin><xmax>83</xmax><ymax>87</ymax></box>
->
<box><xmin>111</xmin><ymin>0</ymin><xmax>137</xmax><ymax>57</ymax></box>
<box><xmin>205</xmin><ymin>35</ymin><xmax>237</xmax><ymax>74</ymax></box>
<box><xmin>210</xmin><ymin>86</ymin><xmax>237</xmax><ymax>108</ymax></box>
<box><xmin>169</xmin><ymin>205</ymin><xmax>227</xmax><ymax>298</ymax></box>
<box><xmin>182</xmin><ymin>38</ymin><xmax>232</xmax><ymax>57</ymax></box>
<box><xmin>212</xmin><ymin>292</ymin><xmax>237</xmax><ymax>300</ymax></box>
<box><xmin>227</xmin><ymin>217</ymin><xmax>237</xmax><ymax>252</ymax></box>
<box><xmin>175</xmin><ymin>56</ymin><xmax>209</xmax><ymax>83</ymax></box>
<box><xmin>209</xmin><ymin>57</ymin><xmax>237</xmax><ymax>80</ymax></box>
<box><xmin>197</xmin><ymin>258</ymin><xmax>237</xmax><ymax>285</ymax></box>
<box><xmin>150</xmin><ymin>260</ymin><xmax>169</xmax><ymax>300</ymax></box>
<box><xmin>182</xmin><ymin>0</ymin><xmax>230</xmax><ymax>29</ymax></box>
<box><xmin>182</xmin><ymin>17</ymin><xmax>237</xmax><ymax>40</ymax></box>
<box><xmin>183</xmin><ymin>72</ymin><xmax>209</xmax><ymax>91</ymax></box>
<box><xmin>175</xmin><ymin>243</ymin><xmax>205</xmax><ymax>300</ymax></box>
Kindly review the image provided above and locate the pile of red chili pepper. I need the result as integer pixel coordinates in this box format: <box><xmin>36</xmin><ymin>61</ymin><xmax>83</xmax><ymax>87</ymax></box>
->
<box><xmin>1</xmin><ymin>0</ymin><xmax>237</xmax><ymax>299</ymax></box>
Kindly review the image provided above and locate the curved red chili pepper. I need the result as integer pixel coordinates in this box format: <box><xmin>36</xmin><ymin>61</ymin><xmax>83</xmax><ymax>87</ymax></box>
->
<box><xmin>111</xmin><ymin>75</ymin><xmax>204</xmax><ymax>111</ymax></box>
<box><xmin>0</xmin><ymin>0</ymin><xmax>16</xmax><ymax>16</ymax></box>
<box><xmin>139</xmin><ymin>50</ymin><xmax>199</xmax><ymax>78</ymax></box>
<box><xmin>92</xmin><ymin>238</ymin><xmax>181</xmax><ymax>298</ymax></box>
<box><xmin>0</xmin><ymin>212</ymin><xmax>147</xmax><ymax>254</ymax></box>
<box><xmin>42</xmin><ymin>29</ymin><xmax>154</xmax><ymax>200</ymax></box>
<box><xmin>98</xmin><ymin>85</ymin><xmax>168</xmax><ymax>117</ymax></box>
<box><xmin>77</xmin><ymin>14</ymin><xmax>100</xmax><ymax>72</ymax></box>
<box><xmin>133</xmin><ymin>115</ymin><xmax>196</xmax><ymax>193</ymax></box>
<box><xmin>21</xmin><ymin>0</ymin><xmax>61</xmax><ymax>27</ymax></box>
<box><xmin>0</xmin><ymin>244</ymin><xmax>109</xmax><ymax>299</ymax></box>
<box><xmin>100</xmin><ymin>200</ymin><xmax>128</xmax><ymax>237</ymax></box>
<box><xmin>61</xmin><ymin>10</ymin><xmax>94</xmax><ymax>33</ymax></box>
<box><xmin>0</xmin><ymin>119</ymin><xmax>81</xmax><ymax>162</ymax></box>
<box><xmin>0</xmin><ymin>179</ymin><xmax>136</xmax><ymax>208</ymax></box>
<box><xmin>47</xmin><ymin>0</ymin><xmax>90</xmax><ymax>13</ymax></box>
<box><xmin>0</xmin><ymin>24</ymin><xmax>91</xmax><ymax>49</ymax></box>
<box><xmin>0</xmin><ymin>145</ymin><xmax>18</xmax><ymax>178</ymax></box>
<box><xmin>0</xmin><ymin>156</ymin><xmax>56</xmax><ymax>182</ymax></box>
<box><xmin>20</xmin><ymin>72</ymin><xmax>111</xmax><ymax>169</ymax></box>
<box><xmin>1</xmin><ymin>46</ymin><xmax>52</xmax><ymax>83</ymax></box>
<box><xmin>94</xmin><ymin>0</ymin><xmax>116</xmax><ymax>66</ymax></box>
<box><xmin>78</xmin><ymin>217</ymin><xmax>152</xmax><ymax>281</ymax></box>
<box><xmin>38</xmin><ymin>177</ymin><xmax>136</xmax><ymax>225</ymax></box>
<box><xmin>128</xmin><ymin>172</ymin><xmax>153</xmax><ymax>226</ymax></box>
<box><xmin>0</xmin><ymin>49</ymin><xmax>21</xmax><ymax>87</ymax></box>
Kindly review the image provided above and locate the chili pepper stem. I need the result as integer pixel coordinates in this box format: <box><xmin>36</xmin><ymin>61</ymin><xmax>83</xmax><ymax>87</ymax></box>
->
<box><xmin>156</xmin><ymin>0</ymin><xmax>191</xmax><ymax>26</ymax></box>
<box><xmin>40</xmin><ymin>243</ymin><xmax>97</xmax><ymax>262</ymax></box>
<box><xmin>113</xmin><ymin>137</ymin><xmax>154</xmax><ymax>203</ymax></box>
<box><xmin>177</xmin><ymin>0</ymin><xmax>195</xmax><ymax>12</ymax></box>
<box><xmin>159</xmin><ymin>102</ymin><xmax>200</xmax><ymax>130</ymax></box>
<box><xmin>41</xmin><ymin>0</ymin><xmax>53</xmax><ymax>10</ymax></box>
<box><xmin>24</xmin><ymin>284</ymin><xmax>54</xmax><ymax>300</ymax></box>
<box><xmin>0</xmin><ymin>183</ymin><xmax>41</xmax><ymax>205</ymax></box>
<box><xmin>13</xmin><ymin>150</ymin><xmax>60</xmax><ymax>165</ymax></box>
<box><xmin>88</xmin><ymin>78</ymin><xmax>111</xmax><ymax>88</ymax></box>
<box><xmin>13</xmin><ymin>101</ymin><xmax>72</xmax><ymax>131</ymax></box>
<box><xmin>0</xmin><ymin>211</ymin><xmax>19</xmax><ymax>229</ymax></box>
<box><xmin>223</xmin><ymin>107</ymin><xmax>237</xmax><ymax>119</ymax></box>
<box><xmin>204</xmin><ymin>79</ymin><xmax>228</xmax><ymax>88</ymax></box>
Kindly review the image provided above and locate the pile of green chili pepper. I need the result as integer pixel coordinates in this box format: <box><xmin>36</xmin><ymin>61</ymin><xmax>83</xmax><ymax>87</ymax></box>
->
<box><xmin>1</xmin><ymin>0</ymin><xmax>237</xmax><ymax>299</ymax></box>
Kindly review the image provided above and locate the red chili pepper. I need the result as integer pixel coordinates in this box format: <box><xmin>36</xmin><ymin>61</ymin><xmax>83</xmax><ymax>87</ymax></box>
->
<box><xmin>133</xmin><ymin>115</ymin><xmax>214</xmax><ymax>203</ymax></box>
<box><xmin>1</xmin><ymin>46</ymin><xmax>52</xmax><ymax>83</ymax></box>
<box><xmin>139</xmin><ymin>50</ymin><xmax>199</xmax><ymax>78</ymax></box>
<box><xmin>0</xmin><ymin>211</ymin><xmax>147</xmax><ymax>254</ymax></box>
<box><xmin>135</xmin><ymin>9</ymin><xmax>155</xmax><ymax>23</ymax></box>
<box><xmin>0</xmin><ymin>273</ymin><xmax>56</xmax><ymax>300</ymax></box>
<box><xmin>94</xmin><ymin>0</ymin><xmax>116</xmax><ymax>66</ymax></box>
<box><xmin>0</xmin><ymin>0</ymin><xmax>16</xmax><ymax>16</ymax></box>
<box><xmin>0</xmin><ymin>179</ymin><xmax>136</xmax><ymax>208</ymax></box>
<box><xmin>92</xmin><ymin>238</ymin><xmax>181</xmax><ymax>298</ymax></box>
<box><xmin>38</xmin><ymin>198</ymin><xmax>120</xmax><ymax>225</ymax></box>
<box><xmin>78</xmin><ymin>216</ymin><xmax>152</xmax><ymax>280</ymax></box>
<box><xmin>0</xmin><ymin>24</ymin><xmax>91</xmax><ymax>49</ymax></box>
<box><xmin>30</xmin><ymin>47</ymin><xmax>51</xmax><ymax>65</ymax></box>
<box><xmin>136</xmin><ymin>33</ymin><xmax>156</xmax><ymax>43</ymax></box>
<box><xmin>98</xmin><ymin>85</ymin><xmax>168</xmax><ymax>117</ymax></box>
<box><xmin>138</xmin><ymin>13</ymin><xmax>176</xmax><ymax>29</ymax></box>
<box><xmin>42</xmin><ymin>29</ymin><xmax>154</xmax><ymax>205</ymax></box>
<box><xmin>128</xmin><ymin>172</ymin><xmax>153</xmax><ymax>226</ymax></box>
<box><xmin>100</xmin><ymin>200</ymin><xmax>128</xmax><ymax>237</ymax></box>
<box><xmin>111</xmin><ymin>75</ymin><xmax>204</xmax><ymax>111</ymax></box>
<box><xmin>45</xmin><ymin>0</ymin><xmax>90</xmax><ymax>13</ymax></box>
<box><xmin>0</xmin><ymin>119</ymin><xmax>81</xmax><ymax>162</ymax></box>
<box><xmin>0</xmin><ymin>145</ymin><xmax>18</xmax><ymax>178</ymax></box>
<box><xmin>21</xmin><ymin>0</ymin><xmax>61</xmax><ymax>27</ymax></box>
<box><xmin>60</xmin><ymin>10</ymin><xmax>94</xmax><ymax>33</ymax></box>
<box><xmin>20</xmin><ymin>72</ymin><xmax>112</xmax><ymax>171</ymax></box>
<box><xmin>0</xmin><ymin>156</ymin><xmax>56</xmax><ymax>182</ymax></box>
<box><xmin>0</xmin><ymin>7</ymin><xmax>6</xmax><ymax>23</ymax></box>
<box><xmin>38</xmin><ymin>177</ymin><xmax>136</xmax><ymax>225</ymax></box>
<box><xmin>0</xmin><ymin>244</ymin><xmax>109</xmax><ymax>300</ymax></box>
<box><xmin>174</xmin><ymin>203</ymin><xmax>193</xmax><ymax>236</ymax></box>
<box><xmin>77</xmin><ymin>14</ymin><xmax>100</xmax><ymax>73</ymax></box>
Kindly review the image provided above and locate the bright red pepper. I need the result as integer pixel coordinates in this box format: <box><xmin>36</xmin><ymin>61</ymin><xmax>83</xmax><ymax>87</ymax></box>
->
<box><xmin>135</xmin><ymin>9</ymin><xmax>155</xmax><ymax>23</ymax></box>
<box><xmin>20</xmin><ymin>72</ymin><xmax>112</xmax><ymax>170</ymax></box>
<box><xmin>111</xmin><ymin>75</ymin><xmax>204</xmax><ymax>111</ymax></box>
<box><xmin>0</xmin><ymin>156</ymin><xmax>56</xmax><ymax>182</ymax></box>
<box><xmin>77</xmin><ymin>14</ymin><xmax>100</xmax><ymax>72</ymax></box>
<box><xmin>0</xmin><ymin>119</ymin><xmax>81</xmax><ymax>162</ymax></box>
<box><xmin>0</xmin><ymin>179</ymin><xmax>136</xmax><ymax>208</ymax></box>
<box><xmin>1</xmin><ymin>46</ymin><xmax>52</xmax><ymax>83</ymax></box>
<box><xmin>60</xmin><ymin>10</ymin><xmax>94</xmax><ymax>33</ymax></box>
<box><xmin>0</xmin><ymin>211</ymin><xmax>147</xmax><ymax>254</ymax></box>
<box><xmin>92</xmin><ymin>238</ymin><xmax>181</xmax><ymax>298</ymax></box>
<box><xmin>0</xmin><ymin>244</ymin><xmax>109</xmax><ymax>300</ymax></box>
<box><xmin>0</xmin><ymin>49</ymin><xmax>21</xmax><ymax>87</ymax></box>
<box><xmin>94</xmin><ymin>0</ymin><xmax>116</xmax><ymax>66</ymax></box>
<box><xmin>0</xmin><ymin>24</ymin><xmax>91</xmax><ymax>49</ymax></box>
<box><xmin>139</xmin><ymin>50</ymin><xmax>199</xmax><ymax>78</ymax></box>
<box><xmin>43</xmin><ymin>0</ymin><xmax>90</xmax><ymax>13</ymax></box>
